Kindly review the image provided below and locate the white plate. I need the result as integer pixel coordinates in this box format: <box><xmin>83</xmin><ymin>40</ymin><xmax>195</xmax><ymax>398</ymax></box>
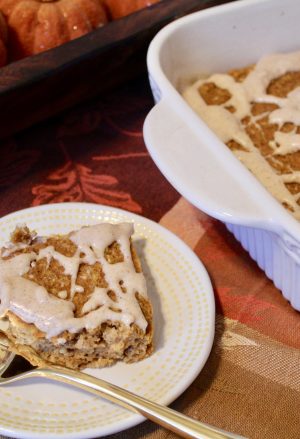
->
<box><xmin>0</xmin><ymin>202</ymin><xmax>215</xmax><ymax>439</ymax></box>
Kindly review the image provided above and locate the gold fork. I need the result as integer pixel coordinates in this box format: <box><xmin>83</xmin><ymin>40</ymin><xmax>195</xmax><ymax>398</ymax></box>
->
<box><xmin>0</xmin><ymin>341</ymin><xmax>246</xmax><ymax>439</ymax></box>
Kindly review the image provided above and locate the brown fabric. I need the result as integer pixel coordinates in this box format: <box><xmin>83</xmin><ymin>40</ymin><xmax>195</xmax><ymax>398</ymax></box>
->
<box><xmin>1</xmin><ymin>74</ymin><xmax>300</xmax><ymax>439</ymax></box>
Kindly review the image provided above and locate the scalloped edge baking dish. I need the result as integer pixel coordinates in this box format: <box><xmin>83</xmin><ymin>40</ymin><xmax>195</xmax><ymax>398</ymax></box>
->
<box><xmin>144</xmin><ymin>0</ymin><xmax>300</xmax><ymax>310</ymax></box>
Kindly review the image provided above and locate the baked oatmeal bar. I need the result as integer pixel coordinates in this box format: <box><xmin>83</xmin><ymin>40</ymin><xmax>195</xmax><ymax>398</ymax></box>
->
<box><xmin>0</xmin><ymin>223</ymin><xmax>153</xmax><ymax>370</ymax></box>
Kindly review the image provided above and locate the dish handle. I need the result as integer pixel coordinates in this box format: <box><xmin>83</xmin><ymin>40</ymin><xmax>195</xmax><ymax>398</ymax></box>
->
<box><xmin>144</xmin><ymin>97</ymin><xmax>277</xmax><ymax>230</ymax></box>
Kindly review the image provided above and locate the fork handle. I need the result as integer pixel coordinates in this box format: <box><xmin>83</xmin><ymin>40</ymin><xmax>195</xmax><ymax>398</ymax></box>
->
<box><xmin>16</xmin><ymin>367</ymin><xmax>245</xmax><ymax>439</ymax></box>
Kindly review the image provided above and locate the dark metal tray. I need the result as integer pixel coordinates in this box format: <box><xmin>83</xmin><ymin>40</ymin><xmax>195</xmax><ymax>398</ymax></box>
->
<box><xmin>0</xmin><ymin>0</ymin><xmax>234</xmax><ymax>138</ymax></box>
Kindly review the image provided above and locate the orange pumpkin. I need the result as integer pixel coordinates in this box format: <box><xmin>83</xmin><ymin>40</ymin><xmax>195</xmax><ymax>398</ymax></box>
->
<box><xmin>0</xmin><ymin>0</ymin><xmax>108</xmax><ymax>60</ymax></box>
<box><xmin>0</xmin><ymin>11</ymin><xmax>7</xmax><ymax>66</ymax></box>
<box><xmin>103</xmin><ymin>0</ymin><xmax>159</xmax><ymax>20</ymax></box>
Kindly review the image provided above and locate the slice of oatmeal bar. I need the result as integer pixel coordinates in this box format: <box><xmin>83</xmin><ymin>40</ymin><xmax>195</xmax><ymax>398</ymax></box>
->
<box><xmin>0</xmin><ymin>223</ymin><xmax>153</xmax><ymax>370</ymax></box>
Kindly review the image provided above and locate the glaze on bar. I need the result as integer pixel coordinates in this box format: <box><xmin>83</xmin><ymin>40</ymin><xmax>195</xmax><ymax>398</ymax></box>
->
<box><xmin>0</xmin><ymin>223</ymin><xmax>148</xmax><ymax>338</ymax></box>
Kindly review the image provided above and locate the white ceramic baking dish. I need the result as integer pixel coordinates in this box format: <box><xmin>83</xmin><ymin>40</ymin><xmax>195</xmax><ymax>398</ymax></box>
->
<box><xmin>143</xmin><ymin>0</ymin><xmax>300</xmax><ymax>310</ymax></box>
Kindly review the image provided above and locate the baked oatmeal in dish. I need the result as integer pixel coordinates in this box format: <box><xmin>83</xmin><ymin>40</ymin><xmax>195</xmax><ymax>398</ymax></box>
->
<box><xmin>183</xmin><ymin>50</ymin><xmax>300</xmax><ymax>220</ymax></box>
<box><xmin>0</xmin><ymin>223</ymin><xmax>153</xmax><ymax>370</ymax></box>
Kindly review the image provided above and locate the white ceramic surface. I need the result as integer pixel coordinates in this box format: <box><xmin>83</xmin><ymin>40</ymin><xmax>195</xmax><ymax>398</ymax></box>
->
<box><xmin>0</xmin><ymin>202</ymin><xmax>215</xmax><ymax>439</ymax></box>
<box><xmin>144</xmin><ymin>0</ymin><xmax>300</xmax><ymax>310</ymax></box>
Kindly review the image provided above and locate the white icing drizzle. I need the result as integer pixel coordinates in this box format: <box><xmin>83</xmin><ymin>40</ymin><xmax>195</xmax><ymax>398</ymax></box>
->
<box><xmin>0</xmin><ymin>223</ymin><xmax>148</xmax><ymax>338</ymax></box>
<box><xmin>2</xmin><ymin>242</ymin><xmax>29</xmax><ymax>258</ymax></box>
<box><xmin>243</xmin><ymin>52</ymin><xmax>300</xmax><ymax>102</ymax></box>
<box><xmin>272</xmin><ymin>132</ymin><xmax>300</xmax><ymax>155</ymax></box>
<box><xmin>183</xmin><ymin>51</ymin><xmax>300</xmax><ymax>219</ymax></box>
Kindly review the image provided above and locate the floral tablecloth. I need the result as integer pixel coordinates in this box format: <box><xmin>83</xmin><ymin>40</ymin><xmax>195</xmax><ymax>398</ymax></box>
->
<box><xmin>0</xmin><ymin>74</ymin><xmax>300</xmax><ymax>439</ymax></box>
